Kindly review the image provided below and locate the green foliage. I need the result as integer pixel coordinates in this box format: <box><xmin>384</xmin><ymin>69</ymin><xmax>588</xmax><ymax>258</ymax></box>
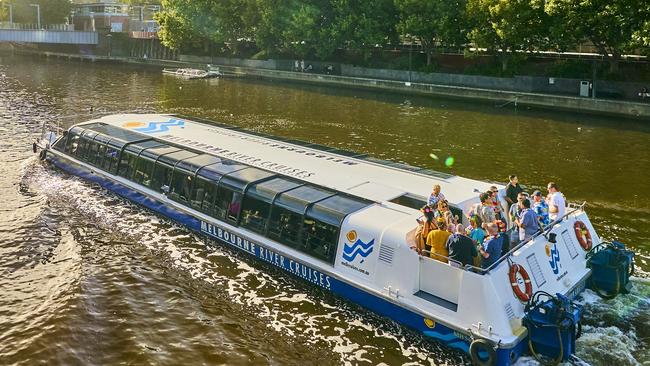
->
<box><xmin>545</xmin><ymin>0</ymin><xmax>649</xmax><ymax>72</ymax></box>
<box><xmin>154</xmin><ymin>0</ymin><xmax>650</xmax><ymax>76</ymax></box>
<box><xmin>395</xmin><ymin>0</ymin><xmax>467</xmax><ymax>64</ymax></box>
<box><xmin>1</xmin><ymin>0</ymin><xmax>71</xmax><ymax>25</ymax></box>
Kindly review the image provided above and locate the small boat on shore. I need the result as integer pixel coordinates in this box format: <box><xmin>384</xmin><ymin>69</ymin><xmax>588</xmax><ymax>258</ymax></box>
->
<box><xmin>34</xmin><ymin>114</ymin><xmax>636</xmax><ymax>366</ymax></box>
<box><xmin>162</xmin><ymin>66</ymin><xmax>222</xmax><ymax>79</ymax></box>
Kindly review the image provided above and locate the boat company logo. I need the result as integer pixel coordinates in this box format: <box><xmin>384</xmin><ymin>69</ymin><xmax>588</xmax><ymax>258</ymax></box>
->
<box><xmin>122</xmin><ymin>118</ymin><xmax>185</xmax><ymax>134</ymax></box>
<box><xmin>546</xmin><ymin>243</ymin><xmax>561</xmax><ymax>275</ymax></box>
<box><xmin>342</xmin><ymin>230</ymin><xmax>374</xmax><ymax>263</ymax></box>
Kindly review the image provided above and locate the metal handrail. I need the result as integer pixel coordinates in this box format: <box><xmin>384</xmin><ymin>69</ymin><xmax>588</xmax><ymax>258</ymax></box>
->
<box><xmin>467</xmin><ymin>201</ymin><xmax>587</xmax><ymax>274</ymax></box>
<box><xmin>416</xmin><ymin>202</ymin><xmax>587</xmax><ymax>275</ymax></box>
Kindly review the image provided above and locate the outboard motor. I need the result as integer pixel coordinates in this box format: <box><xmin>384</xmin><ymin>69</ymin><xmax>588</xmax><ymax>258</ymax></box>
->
<box><xmin>522</xmin><ymin>292</ymin><xmax>582</xmax><ymax>365</ymax></box>
<box><xmin>586</xmin><ymin>241</ymin><xmax>635</xmax><ymax>298</ymax></box>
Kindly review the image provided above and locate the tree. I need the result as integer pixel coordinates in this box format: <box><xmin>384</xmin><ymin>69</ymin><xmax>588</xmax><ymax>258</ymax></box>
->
<box><xmin>466</xmin><ymin>0</ymin><xmax>553</xmax><ymax>72</ymax></box>
<box><xmin>4</xmin><ymin>0</ymin><xmax>71</xmax><ymax>25</ymax></box>
<box><xmin>395</xmin><ymin>0</ymin><xmax>466</xmax><ymax>65</ymax></box>
<box><xmin>545</xmin><ymin>0</ymin><xmax>648</xmax><ymax>73</ymax></box>
<box><xmin>156</xmin><ymin>0</ymin><xmax>259</xmax><ymax>52</ymax></box>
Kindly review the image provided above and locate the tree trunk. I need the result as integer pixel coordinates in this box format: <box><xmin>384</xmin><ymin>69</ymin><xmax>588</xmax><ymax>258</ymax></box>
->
<box><xmin>608</xmin><ymin>51</ymin><xmax>621</xmax><ymax>74</ymax></box>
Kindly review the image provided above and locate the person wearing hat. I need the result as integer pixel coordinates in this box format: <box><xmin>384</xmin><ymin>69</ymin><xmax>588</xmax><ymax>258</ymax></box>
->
<box><xmin>532</xmin><ymin>190</ymin><xmax>550</xmax><ymax>227</ymax></box>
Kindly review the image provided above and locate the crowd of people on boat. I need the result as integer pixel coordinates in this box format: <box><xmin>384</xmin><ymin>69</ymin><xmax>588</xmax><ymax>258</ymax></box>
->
<box><xmin>412</xmin><ymin>176</ymin><xmax>567</xmax><ymax>271</ymax></box>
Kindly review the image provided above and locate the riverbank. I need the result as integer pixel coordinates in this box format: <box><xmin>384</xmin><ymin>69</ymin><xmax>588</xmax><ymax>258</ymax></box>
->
<box><xmin>14</xmin><ymin>49</ymin><xmax>650</xmax><ymax>119</ymax></box>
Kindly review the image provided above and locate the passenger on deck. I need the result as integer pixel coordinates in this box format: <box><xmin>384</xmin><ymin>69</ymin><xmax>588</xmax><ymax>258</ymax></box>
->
<box><xmin>508</xmin><ymin>192</ymin><xmax>528</xmax><ymax>229</ymax></box>
<box><xmin>489</xmin><ymin>186</ymin><xmax>503</xmax><ymax>220</ymax></box>
<box><xmin>446</xmin><ymin>224</ymin><xmax>477</xmax><ymax>267</ymax></box>
<box><xmin>478</xmin><ymin>193</ymin><xmax>496</xmax><ymax>226</ymax></box>
<box><xmin>427</xmin><ymin>219</ymin><xmax>451</xmax><ymax>263</ymax></box>
<box><xmin>546</xmin><ymin>182</ymin><xmax>566</xmax><ymax>223</ymax></box>
<box><xmin>414</xmin><ymin>205</ymin><xmax>437</xmax><ymax>254</ymax></box>
<box><xmin>505</xmin><ymin>175</ymin><xmax>523</xmax><ymax>212</ymax></box>
<box><xmin>532</xmin><ymin>190</ymin><xmax>550</xmax><ymax>227</ymax></box>
<box><xmin>467</xmin><ymin>216</ymin><xmax>486</xmax><ymax>245</ymax></box>
<box><xmin>515</xmin><ymin>198</ymin><xmax>538</xmax><ymax>242</ymax></box>
<box><xmin>428</xmin><ymin>184</ymin><xmax>446</xmax><ymax>208</ymax></box>
<box><xmin>478</xmin><ymin>223</ymin><xmax>503</xmax><ymax>269</ymax></box>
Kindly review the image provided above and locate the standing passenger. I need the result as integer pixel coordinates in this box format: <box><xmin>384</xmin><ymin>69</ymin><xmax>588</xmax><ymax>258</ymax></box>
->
<box><xmin>532</xmin><ymin>190</ymin><xmax>550</xmax><ymax>227</ymax></box>
<box><xmin>505</xmin><ymin>175</ymin><xmax>523</xmax><ymax>212</ymax></box>
<box><xmin>478</xmin><ymin>223</ymin><xmax>503</xmax><ymax>269</ymax></box>
<box><xmin>446</xmin><ymin>224</ymin><xmax>478</xmax><ymax>267</ymax></box>
<box><xmin>478</xmin><ymin>193</ymin><xmax>496</xmax><ymax>225</ymax></box>
<box><xmin>427</xmin><ymin>220</ymin><xmax>451</xmax><ymax>263</ymax></box>
<box><xmin>546</xmin><ymin>182</ymin><xmax>566</xmax><ymax>222</ymax></box>
<box><xmin>515</xmin><ymin>198</ymin><xmax>538</xmax><ymax>242</ymax></box>
<box><xmin>414</xmin><ymin>206</ymin><xmax>437</xmax><ymax>254</ymax></box>
<box><xmin>428</xmin><ymin>184</ymin><xmax>446</xmax><ymax>208</ymax></box>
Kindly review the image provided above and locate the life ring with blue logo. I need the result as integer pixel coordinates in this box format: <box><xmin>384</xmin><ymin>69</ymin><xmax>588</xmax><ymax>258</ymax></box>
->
<box><xmin>574</xmin><ymin>221</ymin><xmax>592</xmax><ymax>251</ymax></box>
<box><xmin>509</xmin><ymin>263</ymin><xmax>533</xmax><ymax>302</ymax></box>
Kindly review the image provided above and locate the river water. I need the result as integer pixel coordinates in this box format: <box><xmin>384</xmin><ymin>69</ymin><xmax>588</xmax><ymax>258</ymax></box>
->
<box><xmin>0</xmin><ymin>55</ymin><xmax>648</xmax><ymax>366</ymax></box>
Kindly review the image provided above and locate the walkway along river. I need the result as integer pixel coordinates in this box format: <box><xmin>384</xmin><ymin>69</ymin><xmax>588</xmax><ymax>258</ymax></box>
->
<box><xmin>0</xmin><ymin>55</ymin><xmax>648</xmax><ymax>365</ymax></box>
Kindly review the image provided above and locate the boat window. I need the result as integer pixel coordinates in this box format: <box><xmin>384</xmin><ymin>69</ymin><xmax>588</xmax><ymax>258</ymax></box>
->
<box><xmin>85</xmin><ymin>139</ymin><xmax>100</xmax><ymax>165</ymax></box>
<box><xmin>118</xmin><ymin>150</ymin><xmax>137</xmax><ymax>179</ymax></box>
<box><xmin>140</xmin><ymin>145</ymin><xmax>180</xmax><ymax>160</ymax></box>
<box><xmin>307</xmin><ymin>194</ymin><xmax>370</xmax><ymax>227</ymax></box>
<box><xmin>268</xmin><ymin>185</ymin><xmax>335</xmax><ymax>248</ymax></box>
<box><xmin>92</xmin><ymin>134</ymin><xmax>111</xmax><ymax>168</ymax></box>
<box><xmin>175</xmin><ymin>154</ymin><xmax>221</xmax><ymax>173</ymax></box>
<box><xmin>240</xmin><ymin>177</ymin><xmax>302</xmax><ymax>235</ymax></box>
<box><xmin>300</xmin><ymin>195</ymin><xmax>370</xmax><ymax>264</ymax></box>
<box><xmin>170</xmin><ymin>171</ymin><xmax>194</xmax><ymax>204</ymax></box>
<box><xmin>123</xmin><ymin>140</ymin><xmax>165</xmax><ymax>155</ymax></box>
<box><xmin>102</xmin><ymin>145</ymin><xmax>119</xmax><ymax>173</ymax></box>
<box><xmin>64</xmin><ymin>129</ymin><xmax>82</xmax><ymax>155</ymax></box>
<box><xmin>151</xmin><ymin>163</ymin><xmax>173</xmax><ymax>192</ymax></box>
<box><xmin>300</xmin><ymin>217</ymin><xmax>339</xmax><ymax>264</ymax></box>
<box><xmin>215</xmin><ymin>168</ymin><xmax>276</xmax><ymax>224</ymax></box>
<box><xmin>190</xmin><ymin>176</ymin><xmax>217</xmax><ymax>215</ymax></box>
<box><xmin>53</xmin><ymin>131</ymin><xmax>68</xmax><ymax>152</ymax></box>
<box><xmin>77</xmin><ymin>131</ymin><xmax>98</xmax><ymax>161</ymax></box>
<box><xmin>133</xmin><ymin>156</ymin><xmax>155</xmax><ymax>187</ymax></box>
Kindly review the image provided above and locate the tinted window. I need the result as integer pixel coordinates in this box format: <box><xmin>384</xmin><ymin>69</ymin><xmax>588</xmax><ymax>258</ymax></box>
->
<box><xmin>65</xmin><ymin>132</ymin><xmax>81</xmax><ymax>155</ymax></box>
<box><xmin>76</xmin><ymin>136</ymin><xmax>92</xmax><ymax>160</ymax></box>
<box><xmin>118</xmin><ymin>151</ymin><xmax>137</xmax><ymax>179</ymax></box>
<box><xmin>103</xmin><ymin>146</ymin><xmax>120</xmax><ymax>174</ymax></box>
<box><xmin>240</xmin><ymin>195</ymin><xmax>270</xmax><ymax>234</ymax></box>
<box><xmin>133</xmin><ymin>157</ymin><xmax>155</xmax><ymax>187</ymax></box>
<box><xmin>151</xmin><ymin>162</ymin><xmax>173</xmax><ymax>192</ymax></box>
<box><xmin>268</xmin><ymin>206</ymin><xmax>303</xmax><ymax>248</ymax></box>
<box><xmin>301</xmin><ymin>217</ymin><xmax>339</xmax><ymax>264</ymax></box>
<box><xmin>215</xmin><ymin>188</ymin><xmax>242</xmax><ymax>223</ymax></box>
<box><xmin>191</xmin><ymin>176</ymin><xmax>217</xmax><ymax>215</ymax></box>
<box><xmin>170</xmin><ymin>170</ymin><xmax>193</xmax><ymax>203</ymax></box>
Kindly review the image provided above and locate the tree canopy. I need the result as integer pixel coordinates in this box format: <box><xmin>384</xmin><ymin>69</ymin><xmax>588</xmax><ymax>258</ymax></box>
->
<box><xmin>155</xmin><ymin>0</ymin><xmax>650</xmax><ymax>73</ymax></box>
<box><xmin>0</xmin><ymin>0</ymin><xmax>72</xmax><ymax>25</ymax></box>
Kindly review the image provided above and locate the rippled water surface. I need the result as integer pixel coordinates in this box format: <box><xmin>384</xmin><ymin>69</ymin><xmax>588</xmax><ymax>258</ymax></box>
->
<box><xmin>0</xmin><ymin>55</ymin><xmax>649</xmax><ymax>365</ymax></box>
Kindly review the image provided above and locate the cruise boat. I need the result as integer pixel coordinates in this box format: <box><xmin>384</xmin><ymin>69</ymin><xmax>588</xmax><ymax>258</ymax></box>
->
<box><xmin>35</xmin><ymin>114</ymin><xmax>635</xmax><ymax>365</ymax></box>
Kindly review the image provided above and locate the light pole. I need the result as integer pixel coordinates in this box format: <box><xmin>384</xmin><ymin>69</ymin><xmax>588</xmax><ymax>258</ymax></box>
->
<box><xmin>29</xmin><ymin>4</ymin><xmax>40</xmax><ymax>29</ymax></box>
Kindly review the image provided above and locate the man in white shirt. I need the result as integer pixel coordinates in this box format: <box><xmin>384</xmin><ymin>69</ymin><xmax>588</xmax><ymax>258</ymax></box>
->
<box><xmin>546</xmin><ymin>182</ymin><xmax>566</xmax><ymax>222</ymax></box>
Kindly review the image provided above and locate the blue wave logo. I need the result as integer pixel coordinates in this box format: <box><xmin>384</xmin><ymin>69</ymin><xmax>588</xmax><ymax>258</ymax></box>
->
<box><xmin>342</xmin><ymin>231</ymin><xmax>374</xmax><ymax>263</ymax></box>
<box><xmin>134</xmin><ymin>118</ymin><xmax>185</xmax><ymax>134</ymax></box>
<box><xmin>548</xmin><ymin>243</ymin><xmax>561</xmax><ymax>274</ymax></box>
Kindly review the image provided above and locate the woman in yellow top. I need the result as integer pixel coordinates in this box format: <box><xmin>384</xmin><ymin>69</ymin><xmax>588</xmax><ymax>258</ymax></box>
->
<box><xmin>426</xmin><ymin>220</ymin><xmax>451</xmax><ymax>263</ymax></box>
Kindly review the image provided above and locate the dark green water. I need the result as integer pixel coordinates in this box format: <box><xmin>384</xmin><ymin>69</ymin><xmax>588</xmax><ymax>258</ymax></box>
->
<box><xmin>0</xmin><ymin>55</ymin><xmax>648</xmax><ymax>365</ymax></box>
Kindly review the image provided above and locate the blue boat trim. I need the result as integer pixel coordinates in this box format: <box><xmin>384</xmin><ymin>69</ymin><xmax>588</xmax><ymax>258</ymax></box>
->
<box><xmin>47</xmin><ymin>153</ymin><xmax>526</xmax><ymax>365</ymax></box>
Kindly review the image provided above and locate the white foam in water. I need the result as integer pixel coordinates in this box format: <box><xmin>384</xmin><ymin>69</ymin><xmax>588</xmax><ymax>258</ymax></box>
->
<box><xmin>24</xmin><ymin>160</ymin><xmax>442</xmax><ymax>365</ymax></box>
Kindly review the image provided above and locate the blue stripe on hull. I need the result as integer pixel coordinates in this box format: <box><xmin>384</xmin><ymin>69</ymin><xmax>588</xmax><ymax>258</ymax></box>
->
<box><xmin>47</xmin><ymin>154</ymin><xmax>525</xmax><ymax>365</ymax></box>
